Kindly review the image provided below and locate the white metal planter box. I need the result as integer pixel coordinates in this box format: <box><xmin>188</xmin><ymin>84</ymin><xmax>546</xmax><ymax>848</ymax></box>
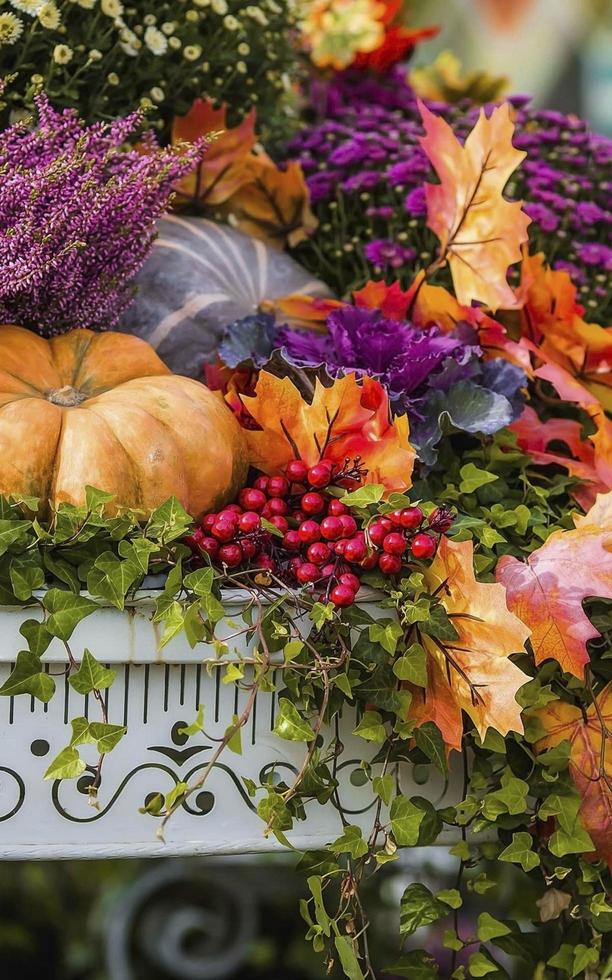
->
<box><xmin>0</xmin><ymin>594</ymin><xmax>462</xmax><ymax>860</ymax></box>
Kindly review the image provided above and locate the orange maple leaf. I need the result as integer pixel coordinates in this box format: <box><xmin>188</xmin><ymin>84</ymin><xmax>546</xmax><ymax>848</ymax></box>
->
<box><xmin>534</xmin><ymin>684</ymin><xmax>612</xmax><ymax>870</ymax></box>
<box><xmin>496</xmin><ymin>491</ymin><xmax>612</xmax><ymax>679</ymax></box>
<box><xmin>262</xmin><ymin>294</ymin><xmax>344</xmax><ymax>332</ymax></box>
<box><xmin>419</xmin><ymin>101</ymin><xmax>531</xmax><ymax>311</ymax></box>
<box><xmin>515</xmin><ymin>253</ymin><xmax>612</xmax><ymax>410</ymax></box>
<box><xmin>172</xmin><ymin>99</ymin><xmax>256</xmax><ymax>206</ymax></box>
<box><xmin>224</xmin><ymin>157</ymin><xmax>318</xmax><ymax>249</ymax></box>
<box><xmin>239</xmin><ymin>371</ymin><xmax>415</xmax><ymax>492</ymax></box>
<box><xmin>408</xmin><ymin>537</ymin><xmax>531</xmax><ymax>752</ymax></box>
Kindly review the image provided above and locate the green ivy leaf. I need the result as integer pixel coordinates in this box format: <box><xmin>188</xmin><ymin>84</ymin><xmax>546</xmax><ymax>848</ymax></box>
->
<box><xmin>273</xmin><ymin>698</ymin><xmax>315</xmax><ymax>742</ymax></box>
<box><xmin>225</xmin><ymin>714</ymin><xmax>242</xmax><ymax>755</ymax></box>
<box><xmin>438</xmin><ymin>889</ymin><xmax>462</xmax><ymax>909</ymax></box>
<box><xmin>84</xmin><ymin>486</ymin><xmax>115</xmax><ymax>514</ymax></box>
<box><xmin>69</xmin><ymin>649</ymin><xmax>115</xmax><ymax>695</ymax></box>
<box><xmin>0</xmin><ymin>650</ymin><xmax>55</xmax><ymax>702</ymax></box>
<box><xmin>369</xmin><ymin>619</ymin><xmax>404</xmax><ymax>655</ymax></box>
<box><xmin>393</xmin><ymin>644</ymin><xmax>427</xmax><ymax>686</ymax></box>
<box><xmin>19</xmin><ymin>618</ymin><xmax>53</xmax><ymax>657</ymax></box>
<box><xmin>165</xmin><ymin>781</ymin><xmax>189</xmax><ymax>811</ymax></box>
<box><xmin>0</xmin><ymin>519</ymin><xmax>32</xmax><ymax>556</ymax></box>
<box><xmin>9</xmin><ymin>556</ymin><xmax>45</xmax><ymax>601</ymax></box>
<box><xmin>572</xmin><ymin>944</ymin><xmax>599</xmax><ymax>977</ymax></box>
<box><xmin>158</xmin><ymin>600</ymin><xmax>185</xmax><ymax>650</ymax></box>
<box><xmin>44</xmin><ymin>746</ymin><xmax>86</xmax><ymax>781</ymax></box>
<box><xmin>391</xmin><ymin>796</ymin><xmax>425</xmax><ymax>847</ymax></box>
<box><xmin>147</xmin><ymin>497</ymin><xmax>192</xmax><ymax>543</ymax></box>
<box><xmin>330</xmin><ymin>825</ymin><xmax>369</xmax><ymax>859</ymax></box>
<box><xmin>498</xmin><ymin>832</ymin><xmax>540</xmax><ymax>872</ymax></box>
<box><xmin>414</xmin><ymin>722</ymin><xmax>448</xmax><ymax>776</ymax></box>
<box><xmin>468</xmin><ymin>951</ymin><xmax>498</xmax><ymax>976</ymax></box>
<box><xmin>482</xmin><ymin>771</ymin><xmax>529</xmax><ymax>820</ymax></box>
<box><xmin>117</xmin><ymin>537</ymin><xmax>158</xmax><ymax>576</ymax></box>
<box><xmin>43</xmin><ymin>589</ymin><xmax>98</xmax><ymax>640</ymax></box>
<box><xmin>341</xmin><ymin>484</ymin><xmax>385</xmax><ymax>508</ymax></box>
<box><xmin>87</xmin><ymin>552</ymin><xmax>139</xmax><ymax>609</ymax></box>
<box><xmin>476</xmin><ymin>913</ymin><xmax>510</xmax><ymax>942</ymax></box>
<box><xmin>372</xmin><ymin>773</ymin><xmax>394</xmax><ymax>806</ymax></box>
<box><xmin>334</xmin><ymin>936</ymin><xmax>365</xmax><ymax>980</ymax></box>
<box><xmin>179</xmin><ymin>705</ymin><xmax>205</xmax><ymax>737</ymax></box>
<box><xmin>399</xmin><ymin>883</ymin><xmax>447</xmax><ymax>936</ymax></box>
<box><xmin>88</xmin><ymin>722</ymin><xmax>126</xmax><ymax>753</ymax></box>
<box><xmin>353</xmin><ymin>710</ymin><xmax>386</xmax><ymax>743</ymax></box>
<box><xmin>459</xmin><ymin>464</ymin><xmax>498</xmax><ymax>494</ymax></box>
<box><xmin>383</xmin><ymin>950</ymin><xmax>439</xmax><ymax>977</ymax></box>
<box><xmin>306</xmin><ymin>875</ymin><xmax>331</xmax><ymax>937</ymax></box>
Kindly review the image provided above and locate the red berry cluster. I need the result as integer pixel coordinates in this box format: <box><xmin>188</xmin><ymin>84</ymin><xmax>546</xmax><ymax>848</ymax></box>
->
<box><xmin>185</xmin><ymin>458</ymin><xmax>453</xmax><ymax>608</ymax></box>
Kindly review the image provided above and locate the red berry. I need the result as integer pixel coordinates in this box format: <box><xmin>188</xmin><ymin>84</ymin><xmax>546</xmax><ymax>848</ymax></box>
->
<box><xmin>224</xmin><ymin>503</ymin><xmax>243</xmax><ymax>514</ymax></box>
<box><xmin>379</xmin><ymin>553</ymin><xmax>402</xmax><ymax>575</ymax></box>
<box><xmin>400</xmin><ymin>506</ymin><xmax>423</xmax><ymax>530</ymax></box>
<box><xmin>257</xmin><ymin>554</ymin><xmax>276</xmax><ymax>573</ymax></box>
<box><xmin>291</xmin><ymin>510</ymin><xmax>305</xmax><ymax>524</ymax></box>
<box><xmin>383</xmin><ymin>532</ymin><xmax>407</xmax><ymax>556</ymax></box>
<box><xmin>238</xmin><ymin>488</ymin><xmax>267</xmax><ymax>512</ymax></box>
<box><xmin>253</xmin><ymin>475</ymin><xmax>269</xmax><ymax>492</ymax></box>
<box><xmin>307</xmin><ymin>541</ymin><xmax>331</xmax><ymax>565</ymax></box>
<box><xmin>320</xmin><ymin>516</ymin><xmax>344</xmax><ymax>540</ymax></box>
<box><xmin>344</xmin><ymin>538</ymin><xmax>366</xmax><ymax>563</ymax></box>
<box><xmin>330</xmin><ymin>584</ymin><xmax>355</xmax><ymax>607</ymax></box>
<box><xmin>241</xmin><ymin>539</ymin><xmax>259</xmax><ymax>560</ymax></box>
<box><xmin>282</xmin><ymin>530</ymin><xmax>301</xmax><ymax>552</ymax></box>
<box><xmin>218</xmin><ymin>543</ymin><xmax>243</xmax><ymax>567</ymax></box>
<box><xmin>302</xmin><ymin>492</ymin><xmax>326</xmax><ymax>514</ymax></box>
<box><xmin>211</xmin><ymin>521</ymin><xmax>236</xmax><ymax>542</ymax></box>
<box><xmin>297</xmin><ymin>562</ymin><xmax>320</xmax><ymax>584</ymax></box>
<box><xmin>327</xmin><ymin>499</ymin><xmax>347</xmax><ymax>516</ymax></box>
<box><xmin>307</xmin><ymin>463</ymin><xmax>332</xmax><ymax>488</ymax></box>
<box><xmin>200</xmin><ymin>536</ymin><xmax>220</xmax><ymax>558</ymax></box>
<box><xmin>339</xmin><ymin>514</ymin><xmax>357</xmax><ymax>537</ymax></box>
<box><xmin>286</xmin><ymin>459</ymin><xmax>308</xmax><ymax>483</ymax></box>
<box><xmin>201</xmin><ymin>513</ymin><xmax>217</xmax><ymax>532</ymax></box>
<box><xmin>238</xmin><ymin>511</ymin><xmax>261</xmax><ymax>534</ymax></box>
<box><xmin>411</xmin><ymin>533</ymin><xmax>437</xmax><ymax>559</ymax></box>
<box><xmin>267</xmin><ymin>475</ymin><xmax>289</xmax><ymax>498</ymax></box>
<box><xmin>334</xmin><ymin>539</ymin><xmax>348</xmax><ymax>556</ymax></box>
<box><xmin>217</xmin><ymin>510</ymin><xmax>239</xmax><ymax>529</ymax></box>
<box><xmin>184</xmin><ymin>527</ymin><xmax>206</xmax><ymax>551</ymax></box>
<box><xmin>428</xmin><ymin>506</ymin><xmax>454</xmax><ymax>533</ymax></box>
<box><xmin>339</xmin><ymin>572</ymin><xmax>360</xmax><ymax>592</ymax></box>
<box><xmin>360</xmin><ymin>552</ymin><xmax>379</xmax><ymax>570</ymax></box>
<box><xmin>269</xmin><ymin>515</ymin><xmax>289</xmax><ymax>533</ymax></box>
<box><xmin>298</xmin><ymin>520</ymin><xmax>321</xmax><ymax>544</ymax></box>
<box><xmin>368</xmin><ymin>521</ymin><xmax>388</xmax><ymax>546</ymax></box>
<box><xmin>320</xmin><ymin>563</ymin><xmax>336</xmax><ymax>577</ymax></box>
<box><xmin>388</xmin><ymin>510</ymin><xmax>405</xmax><ymax>526</ymax></box>
<box><xmin>267</xmin><ymin>497</ymin><xmax>288</xmax><ymax>516</ymax></box>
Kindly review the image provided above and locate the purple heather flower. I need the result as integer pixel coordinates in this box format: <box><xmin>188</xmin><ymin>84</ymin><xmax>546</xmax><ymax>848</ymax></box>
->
<box><xmin>0</xmin><ymin>94</ymin><xmax>200</xmax><ymax>335</ymax></box>
<box><xmin>364</xmin><ymin>239</ymin><xmax>416</xmax><ymax>268</ymax></box>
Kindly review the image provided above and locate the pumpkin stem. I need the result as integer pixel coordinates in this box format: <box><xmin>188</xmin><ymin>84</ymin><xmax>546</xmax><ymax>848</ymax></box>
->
<box><xmin>47</xmin><ymin>385</ymin><xmax>88</xmax><ymax>407</ymax></box>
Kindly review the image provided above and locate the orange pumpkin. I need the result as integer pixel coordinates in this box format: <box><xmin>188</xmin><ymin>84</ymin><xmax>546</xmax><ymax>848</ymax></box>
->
<box><xmin>0</xmin><ymin>326</ymin><xmax>248</xmax><ymax>517</ymax></box>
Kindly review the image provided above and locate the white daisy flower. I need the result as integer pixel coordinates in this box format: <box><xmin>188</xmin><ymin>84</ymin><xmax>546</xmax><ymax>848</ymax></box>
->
<box><xmin>144</xmin><ymin>25</ymin><xmax>168</xmax><ymax>55</ymax></box>
<box><xmin>0</xmin><ymin>11</ymin><xmax>24</xmax><ymax>43</ymax></box>
<box><xmin>9</xmin><ymin>0</ymin><xmax>43</xmax><ymax>17</ymax></box>
<box><xmin>53</xmin><ymin>43</ymin><xmax>73</xmax><ymax>63</ymax></box>
<box><xmin>37</xmin><ymin>1</ymin><xmax>60</xmax><ymax>28</ymax></box>
<box><xmin>100</xmin><ymin>0</ymin><xmax>122</xmax><ymax>17</ymax></box>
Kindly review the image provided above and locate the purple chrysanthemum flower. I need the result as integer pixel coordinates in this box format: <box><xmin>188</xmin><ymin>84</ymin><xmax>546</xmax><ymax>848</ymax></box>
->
<box><xmin>364</xmin><ymin>239</ymin><xmax>416</xmax><ymax>268</ymax></box>
<box><xmin>0</xmin><ymin>94</ymin><xmax>201</xmax><ymax>335</ymax></box>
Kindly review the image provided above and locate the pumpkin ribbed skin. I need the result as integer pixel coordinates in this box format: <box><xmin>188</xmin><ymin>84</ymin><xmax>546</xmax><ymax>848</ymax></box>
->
<box><xmin>0</xmin><ymin>326</ymin><xmax>248</xmax><ymax>517</ymax></box>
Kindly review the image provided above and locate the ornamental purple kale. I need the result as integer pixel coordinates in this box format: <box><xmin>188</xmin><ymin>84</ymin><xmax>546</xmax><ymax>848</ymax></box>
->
<box><xmin>0</xmin><ymin>94</ymin><xmax>201</xmax><ymax>335</ymax></box>
<box><xmin>218</xmin><ymin>306</ymin><xmax>525</xmax><ymax>465</ymax></box>
<box><xmin>286</xmin><ymin>69</ymin><xmax>612</xmax><ymax>325</ymax></box>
